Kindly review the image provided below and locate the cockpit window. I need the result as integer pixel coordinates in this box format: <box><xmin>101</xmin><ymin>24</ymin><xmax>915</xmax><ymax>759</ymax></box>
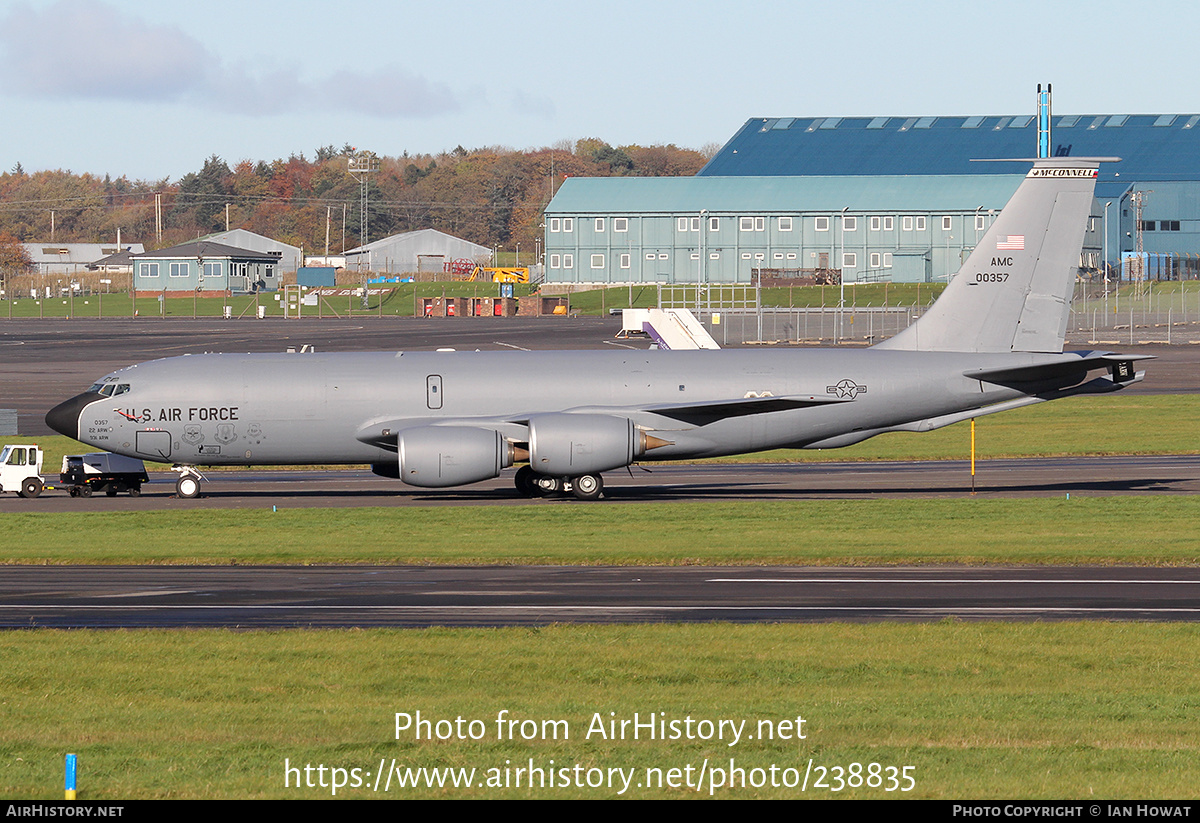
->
<box><xmin>88</xmin><ymin>382</ymin><xmax>128</xmax><ymax>397</ymax></box>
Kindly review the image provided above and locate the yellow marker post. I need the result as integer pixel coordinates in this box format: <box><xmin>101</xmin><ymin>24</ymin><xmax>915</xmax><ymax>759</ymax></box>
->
<box><xmin>970</xmin><ymin>418</ymin><xmax>976</xmax><ymax>495</ymax></box>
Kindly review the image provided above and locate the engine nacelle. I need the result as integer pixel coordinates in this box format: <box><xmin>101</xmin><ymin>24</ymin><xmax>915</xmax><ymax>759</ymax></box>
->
<box><xmin>527</xmin><ymin>413</ymin><xmax>643</xmax><ymax>475</ymax></box>
<box><xmin>396</xmin><ymin>426</ymin><xmax>513</xmax><ymax>487</ymax></box>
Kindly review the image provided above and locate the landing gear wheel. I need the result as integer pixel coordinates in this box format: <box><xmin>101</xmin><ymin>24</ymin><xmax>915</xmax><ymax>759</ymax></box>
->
<box><xmin>176</xmin><ymin>475</ymin><xmax>201</xmax><ymax>499</ymax></box>
<box><xmin>19</xmin><ymin>477</ymin><xmax>42</xmax><ymax>499</ymax></box>
<box><xmin>534</xmin><ymin>475</ymin><xmax>563</xmax><ymax>497</ymax></box>
<box><xmin>514</xmin><ymin>466</ymin><xmax>539</xmax><ymax>497</ymax></box>
<box><xmin>571</xmin><ymin>473</ymin><xmax>604</xmax><ymax>501</ymax></box>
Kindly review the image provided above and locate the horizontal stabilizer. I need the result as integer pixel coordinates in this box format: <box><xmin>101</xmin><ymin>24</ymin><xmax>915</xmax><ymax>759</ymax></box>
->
<box><xmin>965</xmin><ymin>353</ymin><xmax>1154</xmax><ymax>386</ymax></box>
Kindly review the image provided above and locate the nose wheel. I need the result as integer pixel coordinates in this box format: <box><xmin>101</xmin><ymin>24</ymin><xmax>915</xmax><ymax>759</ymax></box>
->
<box><xmin>173</xmin><ymin>466</ymin><xmax>204</xmax><ymax>499</ymax></box>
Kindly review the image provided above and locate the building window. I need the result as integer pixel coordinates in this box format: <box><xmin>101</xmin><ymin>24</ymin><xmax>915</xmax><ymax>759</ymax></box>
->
<box><xmin>843</xmin><ymin>252</ymin><xmax>856</xmax><ymax>268</ymax></box>
<box><xmin>883</xmin><ymin>216</ymin><xmax>894</xmax><ymax>231</ymax></box>
<box><xmin>870</xmin><ymin>252</ymin><xmax>881</xmax><ymax>268</ymax></box>
<box><xmin>902</xmin><ymin>216</ymin><xmax>913</xmax><ymax>231</ymax></box>
<box><xmin>1142</xmin><ymin>221</ymin><xmax>1156</xmax><ymax>231</ymax></box>
<box><xmin>549</xmin><ymin>218</ymin><xmax>560</xmax><ymax>232</ymax></box>
<box><xmin>778</xmin><ymin>216</ymin><xmax>793</xmax><ymax>231</ymax></box>
<box><xmin>563</xmin><ymin>254</ymin><xmax>573</xmax><ymax>268</ymax></box>
<box><xmin>169</xmin><ymin>262</ymin><xmax>188</xmax><ymax>278</ymax></box>
<box><xmin>870</xmin><ymin>216</ymin><xmax>881</xmax><ymax>231</ymax></box>
<box><xmin>916</xmin><ymin>216</ymin><xmax>926</xmax><ymax>231</ymax></box>
<box><xmin>883</xmin><ymin>253</ymin><xmax>893</xmax><ymax>268</ymax></box>
<box><xmin>658</xmin><ymin>253</ymin><xmax>668</xmax><ymax>260</ymax></box>
<box><xmin>678</xmin><ymin>217</ymin><xmax>689</xmax><ymax>232</ymax></box>
<box><xmin>614</xmin><ymin>217</ymin><xmax>628</xmax><ymax>232</ymax></box>
<box><xmin>844</xmin><ymin>216</ymin><xmax>857</xmax><ymax>231</ymax></box>
<box><xmin>202</xmin><ymin>262</ymin><xmax>222</xmax><ymax>279</ymax></box>
<box><xmin>562</xmin><ymin>218</ymin><xmax>573</xmax><ymax>232</ymax></box>
<box><xmin>1162</xmin><ymin>220</ymin><xmax>1181</xmax><ymax>231</ymax></box>
<box><xmin>690</xmin><ymin>217</ymin><xmax>700</xmax><ymax>231</ymax></box>
<box><xmin>741</xmin><ymin>253</ymin><xmax>752</xmax><ymax>259</ymax></box>
<box><xmin>646</xmin><ymin>253</ymin><xmax>656</xmax><ymax>260</ymax></box>
<box><xmin>549</xmin><ymin>254</ymin><xmax>560</xmax><ymax>268</ymax></box>
<box><xmin>740</xmin><ymin>217</ymin><xmax>754</xmax><ymax>231</ymax></box>
<box><xmin>140</xmin><ymin>262</ymin><xmax>159</xmax><ymax>278</ymax></box>
<box><xmin>755</xmin><ymin>217</ymin><xmax>765</xmax><ymax>231</ymax></box>
<box><xmin>595</xmin><ymin>218</ymin><xmax>605</xmax><ymax>233</ymax></box>
<box><xmin>591</xmin><ymin>254</ymin><xmax>605</xmax><ymax>268</ymax></box>
<box><xmin>943</xmin><ymin>216</ymin><xmax>952</xmax><ymax>230</ymax></box>
<box><xmin>709</xmin><ymin>252</ymin><xmax>720</xmax><ymax>259</ymax></box>
<box><xmin>786</xmin><ymin>252</ymin><xmax>797</xmax><ymax>260</ymax></box>
<box><xmin>975</xmin><ymin>215</ymin><xmax>987</xmax><ymax>231</ymax></box>
<box><xmin>754</xmin><ymin>253</ymin><xmax>765</xmax><ymax>260</ymax></box>
<box><xmin>815</xmin><ymin>216</ymin><xmax>830</xmax><ymax>231</ymax></box>
<box><xmin>709</xmin><ymin>217</ymin><xmax>719</xmax><ymax>231</ymax></box>
<box><xmin>690</xmin><ymin>253</ymin><xmax>700</xmax><ymax>260</ymax></box>
<box><xmin>620</xmin><ymin>253</ymin><xmax>631</xmax><ymax>268</ymax></box>
<box><xmin>773</xmin><ymin>252</ymin><xmax>784</xmax><ymax>260</ymax></box>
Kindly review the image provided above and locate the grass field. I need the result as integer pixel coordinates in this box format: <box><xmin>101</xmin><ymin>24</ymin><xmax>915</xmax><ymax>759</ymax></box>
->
<box><xmin>2</xmin><ymin>623</ymin><xmax>1197</xmax><ymax>799</ymax></box>
<box><xmin>4</xmin><ymin>496</ymin><xmax>1200</xmax><ymax>566</ymax></box>
<box><xmin>5</xmin><ymin>279</ymin><xmax>1195</xmax><ymax>319</ymax></box>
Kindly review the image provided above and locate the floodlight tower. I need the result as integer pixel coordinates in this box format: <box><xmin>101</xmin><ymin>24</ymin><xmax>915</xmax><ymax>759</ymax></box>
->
<box><xmin>348</xmin><ymin>149</ymin><xmax>380</xmax><ymax>267</ymax></box>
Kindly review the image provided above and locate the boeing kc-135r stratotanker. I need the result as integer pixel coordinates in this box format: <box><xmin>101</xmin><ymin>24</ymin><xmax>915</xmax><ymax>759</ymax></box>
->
<box><xmin>47</xmin><ymin>158</ymin><xmax>1149</xmax><ymax>500</ymax></box>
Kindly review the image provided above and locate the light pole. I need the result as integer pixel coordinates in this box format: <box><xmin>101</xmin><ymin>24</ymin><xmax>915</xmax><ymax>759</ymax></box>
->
<box><xmin>839</xmin><ymin>207</ymin><xmax>848</xmax><ymax>342</ymax></box>
<box><xmin>699</xmin><ymin>209</ymin><xmax>707</xmax><ymax>312</ymax></box>
<box><xmin>1104</xmin><ymin>201</ymin><xmax>1112</xmax><ymax>315</ymax></box>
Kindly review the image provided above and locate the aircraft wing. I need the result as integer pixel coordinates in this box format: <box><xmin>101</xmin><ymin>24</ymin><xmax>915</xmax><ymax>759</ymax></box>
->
<box><xmin>636</xmin><ymin>394</ymin><xmax>852</xmax><ymax>426</ymax></box>
<box><xmin>354</xmin><ymin>393</ymin><xmax>851</xmax><ymax>447</ymax></box>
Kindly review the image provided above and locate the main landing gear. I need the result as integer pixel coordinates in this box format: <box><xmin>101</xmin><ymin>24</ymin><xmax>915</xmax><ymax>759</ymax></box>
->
<box><xmin>513</xmin><ymin>465</ymin><xmax>605</xmax><ymax>501</ymax></box>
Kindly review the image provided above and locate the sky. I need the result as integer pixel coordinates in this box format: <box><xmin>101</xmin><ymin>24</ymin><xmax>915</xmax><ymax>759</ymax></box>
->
<box><xmin>1</xmin><ymin>0</ymin><xmax>1196</xmax><ymax>182</ymax></box>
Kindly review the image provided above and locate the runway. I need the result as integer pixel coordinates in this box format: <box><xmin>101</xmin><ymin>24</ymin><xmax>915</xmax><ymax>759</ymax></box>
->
<box><xmin>3</xmin><ymin>565</ymin><xmax>1199</xmax><ymax>628</ymax></box>
<box><xmin>3</xmin><ymin>455</ymin><xmax>1198</xmax><ymax>511</ymax></box>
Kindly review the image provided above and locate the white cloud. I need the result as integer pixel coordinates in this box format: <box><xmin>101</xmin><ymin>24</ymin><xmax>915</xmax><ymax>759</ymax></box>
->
<box><xmin>0</xmin><ymin>0</ymin><xmax>461</xmax><ymax>117</ymax></box>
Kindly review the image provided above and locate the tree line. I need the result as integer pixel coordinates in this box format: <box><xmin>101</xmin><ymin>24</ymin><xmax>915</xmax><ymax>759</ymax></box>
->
<box><xmin>0</xmin><ymin>140</ymin><xmax>712</xmax><ymax>263</ymax></box>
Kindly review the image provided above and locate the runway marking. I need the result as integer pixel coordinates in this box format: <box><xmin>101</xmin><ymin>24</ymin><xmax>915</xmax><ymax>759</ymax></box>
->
<box><xmin>6</xmin><ymin>605</ymin><xmax>1200</xmax><ymax>614</ymax></box>
<box><xmin>708</xmin><ymin>577</ymin><xmax>1200</xmax><ymax>584</ymax></box>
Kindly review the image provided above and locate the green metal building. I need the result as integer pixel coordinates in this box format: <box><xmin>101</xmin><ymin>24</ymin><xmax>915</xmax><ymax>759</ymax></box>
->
<box><xmin>543</xmin><ymin>174</ymin><xmax>1101</xmax><ymax>285</ymax></box>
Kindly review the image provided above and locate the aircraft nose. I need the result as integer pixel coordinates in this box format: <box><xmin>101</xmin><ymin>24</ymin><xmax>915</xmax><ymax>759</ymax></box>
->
<box><xmin>45</xmin><ymin>392</ymin><xmax>100</xmax><ymax>439</ymax></box>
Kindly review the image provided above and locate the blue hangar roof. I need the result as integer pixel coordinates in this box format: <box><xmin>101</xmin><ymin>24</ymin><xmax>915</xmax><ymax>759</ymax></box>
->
<box><xmin>546</xmin><ymin>174</ymin><xmax>1026</xmax><ymax>214</ymax></box>
<box><xmin>700</xmin><ymin>115</ymin><xmax>1200</xmax><ymax>199</ymax></box>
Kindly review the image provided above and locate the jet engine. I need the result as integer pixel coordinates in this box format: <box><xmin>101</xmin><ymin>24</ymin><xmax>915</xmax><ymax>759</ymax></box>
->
<box><xmin>526</xmin><ymin>413</ymin><xmax>645</xmax><ymax>475</ymax></box>
<box><xmin>394</xmin><ymin>426</ymin><xmax>514</xmax><ymax>487</ymax></box>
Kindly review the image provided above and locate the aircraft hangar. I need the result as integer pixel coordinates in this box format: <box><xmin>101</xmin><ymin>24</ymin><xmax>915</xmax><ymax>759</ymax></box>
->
<box><xmin>543</xmin><ymin>113</ymin><xmax>1200</xmax><ymax>286</ymax></box>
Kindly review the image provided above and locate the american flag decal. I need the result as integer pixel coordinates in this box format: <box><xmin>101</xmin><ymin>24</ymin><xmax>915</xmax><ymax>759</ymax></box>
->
<box><xmin>997</xmin><ymin>235</ymin><xmax>1025</xmax><ymax>250</ymax></box>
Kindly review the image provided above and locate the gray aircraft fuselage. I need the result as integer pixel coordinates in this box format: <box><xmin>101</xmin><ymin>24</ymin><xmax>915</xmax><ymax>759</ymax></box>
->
<box><xmin>53</xmin><ymin>347</ymin><xmax>1064</xmax><ymax>467</ymax></box>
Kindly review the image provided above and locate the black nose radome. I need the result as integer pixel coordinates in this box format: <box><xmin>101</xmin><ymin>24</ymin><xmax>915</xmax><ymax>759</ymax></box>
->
<box><xmin>45</xmin><ymin>392</ymin><xmax>101</xmax><ymax>439</ymax></box>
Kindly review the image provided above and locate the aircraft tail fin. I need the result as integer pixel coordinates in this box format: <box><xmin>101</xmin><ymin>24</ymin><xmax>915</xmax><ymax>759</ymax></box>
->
<box><xmin>875</xmin><ymin>157</ymin><xmax>1110</xmax><ymax>353</ymax></box>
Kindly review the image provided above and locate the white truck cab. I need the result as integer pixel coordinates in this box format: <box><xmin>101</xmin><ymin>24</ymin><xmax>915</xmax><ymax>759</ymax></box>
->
<box><xmin>0</xmin><ymin>444</ymin><xmax>44</xmax><ymax>498</ymax></box>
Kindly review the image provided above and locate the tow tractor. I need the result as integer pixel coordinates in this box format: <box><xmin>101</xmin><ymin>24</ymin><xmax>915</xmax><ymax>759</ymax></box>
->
<box><xmin>0</xmin><ymin>444</ymin><xmax>45</xmax><ymax>498</ymax></box>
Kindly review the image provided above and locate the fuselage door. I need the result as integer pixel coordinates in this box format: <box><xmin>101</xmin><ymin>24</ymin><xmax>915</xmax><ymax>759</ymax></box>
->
<box><xmin>427</xmin><ymin>375</ymin><xmax>443</xmax><ymax>410</ymax></box>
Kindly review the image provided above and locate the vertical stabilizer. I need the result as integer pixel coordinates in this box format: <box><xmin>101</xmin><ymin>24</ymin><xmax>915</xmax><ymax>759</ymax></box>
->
<box><xmin>876</xmin><ymin>158</ymin><xmax>1108</xmax><ymax>353</ymax></box>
